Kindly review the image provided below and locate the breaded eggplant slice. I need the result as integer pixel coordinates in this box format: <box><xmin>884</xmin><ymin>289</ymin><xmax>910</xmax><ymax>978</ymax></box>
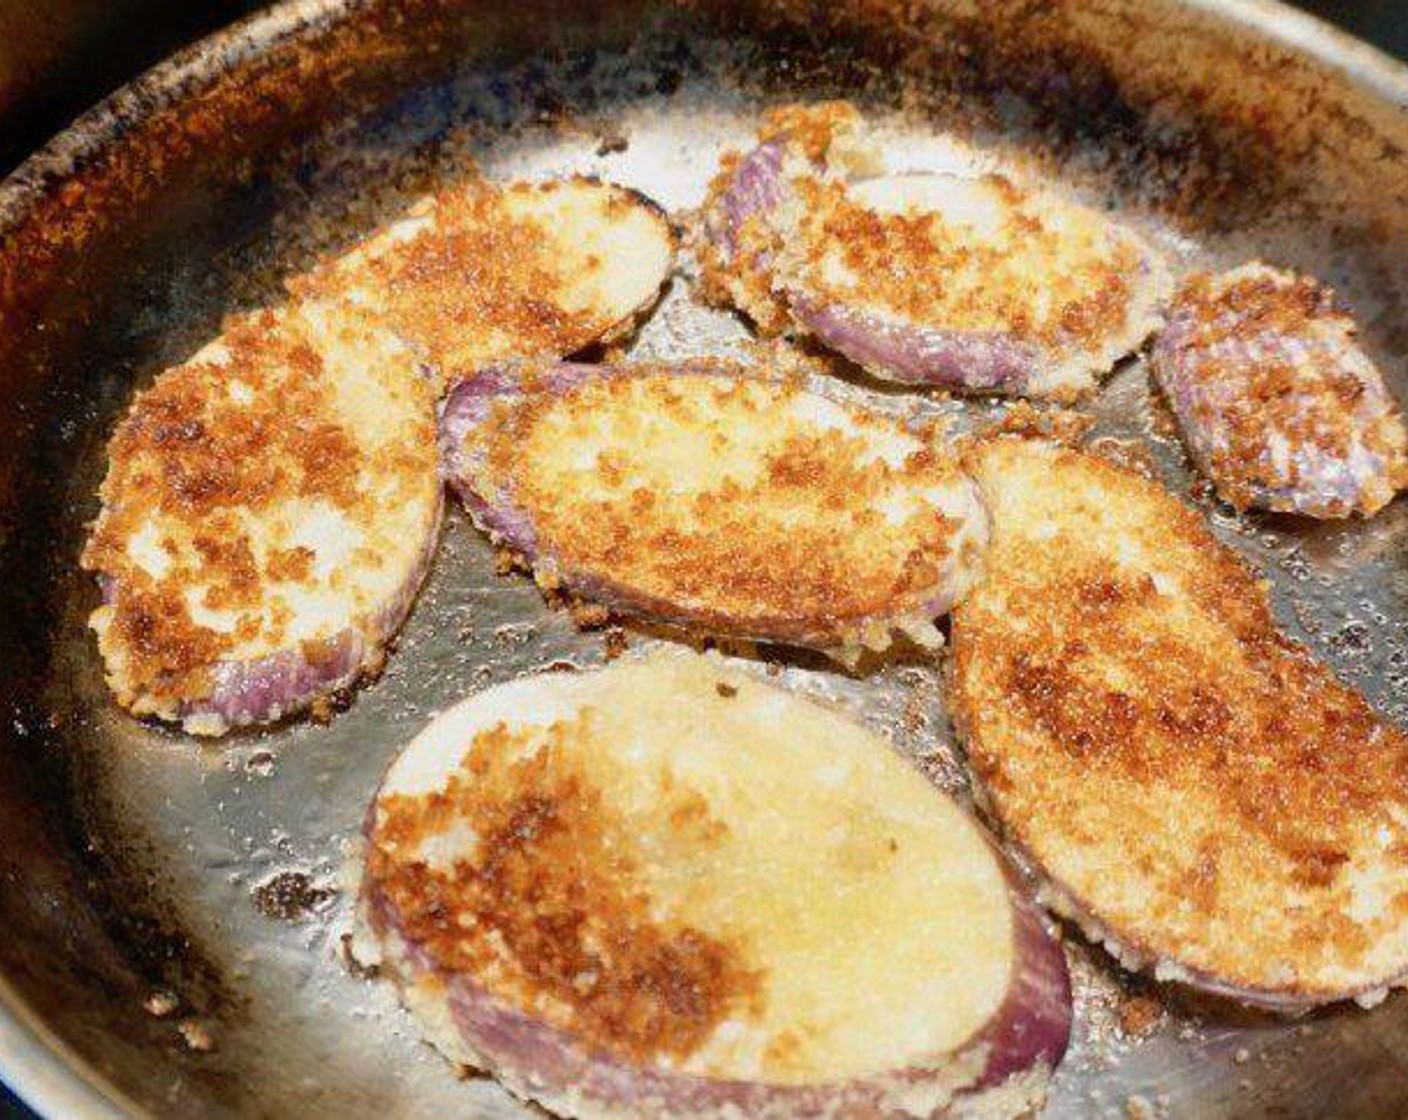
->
<box><xmin>361</xmin><ymin>650</ymin><xmax>1071</xmax><ymax>1119</ymax></box>
<box><xmin>699</xmin><ymin>102</ymin><xmax>877</xmax><ymax>333</ymax></box>
<box><xmin>775</xmin><ymin>173</ymin><xmax>1170</xmax><ymax>399</ymax></box>
<box><xmin>950</xmin><ymin>436</ymin><xmax>1408</xmax><ymax>1010</ymax></box>
<box><xmin>1151</xmin><ymin>262</ymin><xmax>1408</xmax><ymax>518</ymax></box>
<box><xmin>82</xmin><ymin>301</ymin><xmax>442</xmax><ymax>736</ymax></box>
<box><xmin>440</xmin><ymin>360</ymin><xmax>988</xmax><ymax>655</ymax></box>
<box><xmin>291</xmin><ymin>177</ymin><xmax>675</xmax><ymax>390</ymax></box>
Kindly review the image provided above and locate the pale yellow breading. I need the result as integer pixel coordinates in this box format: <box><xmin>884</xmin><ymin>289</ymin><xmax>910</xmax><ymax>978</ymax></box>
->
<box><xmin>950</xmin><ymin>436</ymin><xmax>1408</xmax><ymax>1002</ymax></box>
<box><xmin>291</xmin><ymin>177</ymin><xmax>674</xmax><ymax>387</ymax></box>
<box><xmin>367</xmin><ymin>651</ymin><xmax>1014</xmax><ymax>1083</ymax></box>
<box><xmin>82</xmin><ymin>300</ymin><xmax>440</xmax><ymax>726</ymax></box>
<box><xmin>470</xmin><ymin>369</ymin><xmax>986</xmax><ymax>648</ymax></box>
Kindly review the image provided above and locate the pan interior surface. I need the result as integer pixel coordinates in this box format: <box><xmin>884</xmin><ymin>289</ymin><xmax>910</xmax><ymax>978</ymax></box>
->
<box><xmin>2</xmin><ymin>1</ymin><xmax>1408</xmax><ymax>1117</ymax></box>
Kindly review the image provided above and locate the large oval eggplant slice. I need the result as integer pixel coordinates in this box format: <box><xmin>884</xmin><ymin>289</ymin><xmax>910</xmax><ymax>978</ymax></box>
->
<box><xmin>950</xmin><ymin>436</ymin><xmax>1408</xmax><ymax>1009</ymax></box>
<box><xmin>775</xmin><ymin>173</ymin><xmax>1170</xmax><ymax>399</ymax></box>
<box><xmin>361</xmin><ymin>650</ymin><xmax>1071</xmax><ymax>1119</ymax></box>
<box><xmin>440</xmin><ymin>360</ymin><xmax>988</xmax><ymax>656</ymax></box>
<box><xmin>291</xmin><ymin>177</ymin><xmax>675</xmax><ymax>390</ymax></box>
<box><xmin>82</xmin><ymin>301</ymin><xmax>442</xmax><ymax>736</ymax></box>
<box><xmin>1151</xmin><ymin>262</ymin><xmax>1408</xmax><ymax>518</ymax></box>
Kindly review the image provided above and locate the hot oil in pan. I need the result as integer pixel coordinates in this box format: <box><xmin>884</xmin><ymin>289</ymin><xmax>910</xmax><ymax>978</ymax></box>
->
<box><xmin>43</xmin><ymin>34</ymin><xmax>1408</xmax><ymax>1120</ymax></box>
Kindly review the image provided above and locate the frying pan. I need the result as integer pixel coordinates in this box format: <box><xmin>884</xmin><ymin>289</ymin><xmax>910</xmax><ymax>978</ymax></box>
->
<box><xmin>3</xmin><ymin>0</ymin><xmax>1408</xmax><ymax>1116</ymax></box>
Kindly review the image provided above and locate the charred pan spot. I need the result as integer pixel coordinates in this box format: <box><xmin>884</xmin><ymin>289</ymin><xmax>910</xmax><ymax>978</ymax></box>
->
<box><xmin>251</xmin><ymin>870</ymin><xmax>338</xmax><ymax>922</ymax></box>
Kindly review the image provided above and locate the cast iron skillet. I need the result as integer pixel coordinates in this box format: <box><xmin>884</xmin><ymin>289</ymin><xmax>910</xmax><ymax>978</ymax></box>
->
<box><xmin>3</xmin><ymin>1</ymin><xmax>1408</xmax><ymax>1116</ymax></box>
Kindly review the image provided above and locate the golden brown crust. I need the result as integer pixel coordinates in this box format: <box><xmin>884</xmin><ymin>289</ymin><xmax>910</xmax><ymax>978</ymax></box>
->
<box><xmin>369</xmin><ymin>716</ymin><xmax>762</xmax><ymax>1066</ymax></box>
<box><xmin>474</xmin><ymin>371</ymin><xmax>979</xmax><ymax>639</ymax></box>
<box><xmin>295</xmin><ymin>182</ymin><xmax>583</xmax><ymax>369</ymax></box>
<box><xmin>81</xmin><ymin>304</ymin><xmax>438</xmax><ymax>712</ymax></box>
<box><xmin>366</xmin><ymin>653</ymin><xmax>1020</xmax><ymax>1086</ymax></box>
<box><xmin>787</xmin><ymin>174</ymin><xmax>1142</xmax><ymax>356</ymax></box>
<box><xmin>951</xmin><ymin>437</ymin><xmax>1408</xmax><ymax>998</ymax></box>
<box><xmin>292</xmin><ymin>178</ymin><xmax>673</xmax><ymax>381</ymax></box>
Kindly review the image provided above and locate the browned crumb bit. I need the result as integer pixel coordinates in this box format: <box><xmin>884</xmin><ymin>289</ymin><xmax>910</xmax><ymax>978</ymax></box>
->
<box><xmin>1117</xmin><ymin>992</ymin><xmax>1164</xmax><ymax>1038</ymax></box>
<box><xmin>339</xmin><ymin>932</ymin><xmax>380</xmax><ymax>981</ymax></box>
<box><xmin>177</xmin><ymin>1019</ymin><xmax>214</xmax><ymax>1052</ymax></box>
<box><xmin>988</xmin><ymin>401</ymin><xmax>1096</xmax><ymax>446</ymax></box>
<box><xmin>715</xmin><ymin>681</ymin><xmax>738</xmax><ymax>698</ymax></box>
<box><xmin>495</xmin><ymin>548</ymin><xmax>530</xmax><ymax>577</ymax></box>
<box><xmin>1147</xmin><ymin>391</ymin><xmax>1181</xmax><ymax>438</ymax></box>
<box><xmin>309</xmin><ymin>696</ymin><xmax>336</xmax><ymax>724</ymax></box>
<box><xmin>602</xmin><ymin>627</ymin><xmax>628</xmax><ymax>660</ymax></box>
<box><xmin>143</xmin><ymin>990</ymin><xmax>178</xmax><ymax>1017</ymax></box>
<box><xmin>370</xmin><ymin>719</ymin><xmax>761</xmax><ymax>1064</ymax></box>
<box><xmin>596</xmin><ymin>132</ymin><xmax>629</xmax><ymax>156</ymax></box>
<box><xmin>1189</xmin><ymin>476</ymin><xmax>1218</xmax><ymax>502</ymax></box>
<box><xmin>757</xmin><ymin>101</ymin><xmax>862</xmax><ymax>161</ymax></box>
<box><xmin>568</xmin><ymin>601</ymin><xmax>612</xmax><ymax>630</ymax></box>
<box><xmin>1125</xmin><ymin>1094</ymin><xmax>1156</xmax><ymax>1120</ymax></box>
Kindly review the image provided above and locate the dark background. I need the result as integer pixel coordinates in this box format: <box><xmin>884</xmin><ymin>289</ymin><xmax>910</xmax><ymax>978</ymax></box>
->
<box><xmin>0</xmin><ymin>0</ymin><xmax>1403</xmax><ymax>1115</ymax></box>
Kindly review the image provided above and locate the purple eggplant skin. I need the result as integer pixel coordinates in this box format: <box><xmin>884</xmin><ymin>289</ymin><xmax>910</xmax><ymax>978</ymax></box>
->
<box><xmin>699</xmin><ymin>137</ymin><xmax>800</xmax><ymax>334</ymax></box>
<box><xmin>773</xmin><ymin>173</ymin><xmax>1172</xmax><ymax>399</ymax></box>
<box><xmin>788</xmin><ymin>293</ymin><xmax>1042</xmax><ymax>394</ymax></box>
<box><xmin>786</xmin><ymin>243</ymin><xmax>1170</xmax><ymax>398</ymax></box>
<box><xmin>83</xmin><ymin>301</ymin><xmax>446</xmax><ymax>738</ymax></box>
<box><xmin>709</xmin><ymin>137</ymin><xmax>787</xmax><ymax>265</ymax></box>
<box><xmin>1152</xmin><ymin>263</ymin><xmax>1408</xmax><ymax>519</ymax></box>
<box><xmin>173</xmin><ymin>498</ymin><xmax>442</xmax><ymax>734</ymax></box>
<box><xmin>364</xmin><ymin>876</ymin><xmax>1069</xmax><ymax>1120</ymax></box>
<box><xmin>439</xmin><ymin>360</ymin><xmax>991</xmax><ymax>652</ymax></box>
<box><xmin>704</xmin><ymin>100</ymin><xmax>872</xmax><ymax>271</ymax></box>
<box><xmin>709</xmin><ymin>158</ymin><xmax>1172</xmax><ymax>396</ymax></box>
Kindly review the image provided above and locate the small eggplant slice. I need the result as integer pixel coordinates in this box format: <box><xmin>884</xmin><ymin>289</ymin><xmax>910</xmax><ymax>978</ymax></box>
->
<box><xmin>440</xmin><ymin>360</ymin><xmax>988</xmax><ymax>656</ymax></box>
<box><xmin>361</xmin><ymin>650</ymin><xmax>1072</xmax><ymax>1119</ymax></box>
<box><xmin>775</xmin><ymin>173</ymin><xmax>1170</xmax><ymax>399</ymax></box>
<box><xmin>1151</xmin><ymin>262</ymin><xmax>1408</xmax><ymax>518</ymax></box>
<box><xmin>950</xmin><ymin>435</ymin><xmax>1408</xmax><ymax>1010</ymax></box>
<box><xmin>699</xmin><ymin>101</ymin><xmax>875</xmax><ymax>333</ymax></box>
<box><xmin>82</xmin><ymin>301</ymin><xmax>442</xmax><ymax>735</ymax></box>
<box><xmin>291</xmin><ymin>177</ymin><xmax>675</xmax><ymax>390</ymax></box>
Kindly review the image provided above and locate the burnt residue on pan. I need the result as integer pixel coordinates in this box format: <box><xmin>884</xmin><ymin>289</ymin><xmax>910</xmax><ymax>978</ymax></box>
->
<box><xmin>1</xmin><ymin>1</ymin><xmax>1408</xmax><ymax>1117</ymax></box>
